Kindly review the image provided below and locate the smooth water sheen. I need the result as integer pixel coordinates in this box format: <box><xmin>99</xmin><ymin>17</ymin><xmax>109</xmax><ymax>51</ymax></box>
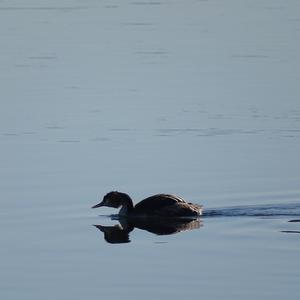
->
<box><xmin>1</xmin><ymin>0</ymin><xmax>300</xmax><ymax>299</ymax></box>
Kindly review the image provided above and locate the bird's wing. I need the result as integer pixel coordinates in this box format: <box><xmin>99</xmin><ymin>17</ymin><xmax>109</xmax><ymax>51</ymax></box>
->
<box><xmin>133</xmin><ymin>194</ymin><xmax>186</xmax><ymax>213</ymax></box>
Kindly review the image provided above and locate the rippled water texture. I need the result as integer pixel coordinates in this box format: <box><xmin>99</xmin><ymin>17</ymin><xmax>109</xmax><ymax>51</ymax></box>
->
<box><xmin>0</xmin><ymin>0</ymin><xmax>300</xmax><ymax>299</ymax></box>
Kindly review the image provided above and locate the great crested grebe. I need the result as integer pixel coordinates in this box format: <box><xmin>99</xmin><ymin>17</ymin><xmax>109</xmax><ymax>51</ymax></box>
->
<box><xmin>92</xmin><ymin>191</ymin><xmax>202</xmax><ymax>217</ymax></box>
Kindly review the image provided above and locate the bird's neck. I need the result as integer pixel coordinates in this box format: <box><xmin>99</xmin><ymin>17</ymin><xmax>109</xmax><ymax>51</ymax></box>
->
<box><xmin>118</xmin><ymin>194</ymin><xmax>134</xmax><ymax>216</ymax></box>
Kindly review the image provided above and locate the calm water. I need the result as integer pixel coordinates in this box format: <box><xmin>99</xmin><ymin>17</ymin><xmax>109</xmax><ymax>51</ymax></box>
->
<box><xmin>1</xmin><ymin>0</ymin><xmax>300</xmax><ymax>299</ymax></box>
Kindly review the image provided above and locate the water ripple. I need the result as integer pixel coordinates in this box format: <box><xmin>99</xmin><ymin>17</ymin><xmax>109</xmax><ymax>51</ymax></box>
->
<box><xmin>204</xmin><ymin>203</ymin><xmax>300</xmax><ymax>218</ymax></box>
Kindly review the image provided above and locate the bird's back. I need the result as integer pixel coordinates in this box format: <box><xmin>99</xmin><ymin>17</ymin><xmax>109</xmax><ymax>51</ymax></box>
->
<box><xmin>133</xmin><ymin>194</ymin><xmax>202</xmax><ymax>217</ymax></box>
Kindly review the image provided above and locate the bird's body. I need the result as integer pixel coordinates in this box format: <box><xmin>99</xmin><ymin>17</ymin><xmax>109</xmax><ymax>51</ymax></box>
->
<box><xmin>92</xmin><ymin>191</ymin><xmax>202</xmax><ymax>218</ymax></box>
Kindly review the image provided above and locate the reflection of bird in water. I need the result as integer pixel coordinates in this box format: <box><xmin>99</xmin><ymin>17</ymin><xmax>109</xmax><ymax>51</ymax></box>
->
<box><xmin>94</xmin><ymin>217</ymin><xmax>202</xmax><ymax>244</ymax></box>
<box><xmin>92</xmin><ymin>191</ymin><xmax>202</xmax><ymax>217</ymax></box>
<box><xmin>94</xmin><ymin>224</ymin><xmax>131</xmax><ymax>244</ymax></box>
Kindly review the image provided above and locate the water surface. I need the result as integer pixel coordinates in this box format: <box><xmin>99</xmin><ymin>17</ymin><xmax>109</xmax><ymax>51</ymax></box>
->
<box><xmin>0</xmin><ymin>0</ymin><xmax>300</xmax><ymax>299</ymax></box>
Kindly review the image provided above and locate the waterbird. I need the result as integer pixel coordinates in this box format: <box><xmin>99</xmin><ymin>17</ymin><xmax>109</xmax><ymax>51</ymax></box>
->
<box><xmin>92</xmin><ymin>191</ymin><xmax>202</xmax><ymax>218</ymax></box>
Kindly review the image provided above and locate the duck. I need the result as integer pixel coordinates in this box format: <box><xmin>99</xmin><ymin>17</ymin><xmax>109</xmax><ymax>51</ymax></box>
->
<box><xmin>92</xmin><ymin>191</ymin><xmax>202</xmax><ymax>218</ymax></box>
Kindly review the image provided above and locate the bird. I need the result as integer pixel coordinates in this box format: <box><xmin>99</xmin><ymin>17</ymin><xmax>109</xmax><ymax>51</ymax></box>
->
<box><xmin>92</xmin><ymin>191</ymin><xmax>202</xmax><ymax>218</ymax></box>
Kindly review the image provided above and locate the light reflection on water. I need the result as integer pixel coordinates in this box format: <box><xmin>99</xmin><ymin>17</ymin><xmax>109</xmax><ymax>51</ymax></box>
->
<box><xmin>1</xmin><ymin>0</ymin><xmax>300</xmax><ymax>299</ymax></box>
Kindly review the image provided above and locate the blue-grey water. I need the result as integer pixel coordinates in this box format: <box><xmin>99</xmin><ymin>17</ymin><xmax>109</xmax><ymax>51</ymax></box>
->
<box><xmin>1</xmin><ymin>0</ymin><xmax>300</xmax><ymax>299</ymax></box>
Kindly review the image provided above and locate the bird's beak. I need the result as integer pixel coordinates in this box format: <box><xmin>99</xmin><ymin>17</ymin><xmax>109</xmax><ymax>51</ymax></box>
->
<box><xmin>92</xmin><ymin>201</ymin><xmax>104</xmax><ymax>209</ymax></box>
<box><xmin>93</xmin><ymin>224</ymin><xmax>104</xmax><ymax>231</ymax></box>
